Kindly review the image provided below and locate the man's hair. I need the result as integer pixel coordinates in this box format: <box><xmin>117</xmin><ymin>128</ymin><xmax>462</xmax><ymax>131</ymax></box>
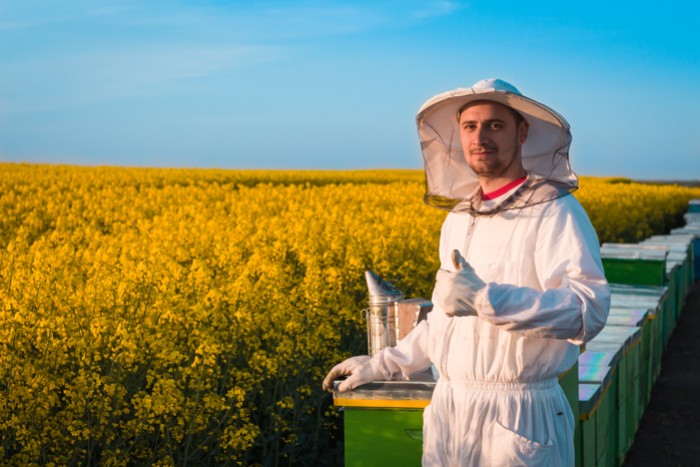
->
<box><xmin>457</xmin><ymin>100</ymin><xmax>525</xmax><ymax>127</ymax></box>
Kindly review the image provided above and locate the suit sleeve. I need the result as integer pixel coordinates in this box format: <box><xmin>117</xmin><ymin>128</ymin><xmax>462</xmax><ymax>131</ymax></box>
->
<box><xmin>474</xmin><ymin>196</ymin><xmax>610</xmax><ymax>345</ymax></box>
<box><xmin>371</xmin><ymin>319</ymin><xmax>432</xmax><ymax>380</ymax></box>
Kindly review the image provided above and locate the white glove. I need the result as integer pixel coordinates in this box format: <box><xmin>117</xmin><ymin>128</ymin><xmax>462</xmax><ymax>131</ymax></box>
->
<box><xmin>322</xmin><ymin>355</ymin><xmax>385</xmax><ymax>392</ymax></box>
<box><xmin>433</xmin><ymin>249</ymin><xmax>486</xmax><ymax>317</ymax></box>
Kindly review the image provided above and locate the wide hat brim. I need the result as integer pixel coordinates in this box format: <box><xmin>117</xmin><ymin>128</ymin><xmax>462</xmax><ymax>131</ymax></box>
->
<box><xmin>416</xmin><ymin>79</ymin><xmax>577</xmax><ymax>210</ymax></box>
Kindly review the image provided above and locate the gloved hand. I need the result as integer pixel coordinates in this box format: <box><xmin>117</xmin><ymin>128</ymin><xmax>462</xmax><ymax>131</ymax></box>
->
<box><xmin>322</xmin><ymin>355</ymin><xmax>385</xmax><ymax>392</ymax></box>
<box><xmin>433</xmin><ymin>249</ymin><xmax>486</xmax><ymax>317</ymax></box>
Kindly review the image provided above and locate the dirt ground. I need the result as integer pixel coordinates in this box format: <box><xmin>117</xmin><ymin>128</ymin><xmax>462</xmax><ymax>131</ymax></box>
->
<box><xmin>623</xmin><ymin>281</ymin><xmax>700</xmax><ymax>466</ymax></box>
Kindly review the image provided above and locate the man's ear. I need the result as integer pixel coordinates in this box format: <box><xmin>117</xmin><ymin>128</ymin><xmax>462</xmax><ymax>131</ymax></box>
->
<box><xmin>518</xmin><ymin>121</ymin><xmax>529</xmax><ymax>144</ymax></box>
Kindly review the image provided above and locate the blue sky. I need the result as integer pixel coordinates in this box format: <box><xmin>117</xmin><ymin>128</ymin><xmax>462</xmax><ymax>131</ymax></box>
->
<box><xmin>1</xmin><ymin>0</ymin><xmax>699</xmax><ymax>180</ymax></box>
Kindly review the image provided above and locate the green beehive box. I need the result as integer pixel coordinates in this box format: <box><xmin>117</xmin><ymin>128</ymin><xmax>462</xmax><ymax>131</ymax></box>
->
<box><xmin>609</xmin><ymin>285</ymin><xmax>667</xmax><ymax>382</ymax></box>
<box><xmin>606</xmin><ymin>307</ymin><xmax>652</xmax><ymax>410</ymax></box>
<box><xmin>343</xmin><ymin>408</ymin><xmax>424</xmax><ymax>467</ymax></box>
<box><xmin>665</xmin><ymin>253</ymin><xmax>686</xmax><ymax>321</ymax></box>
<box><xmin>578</xmin><ymin>383</ymin><xmax>602</xmax><ymax>467</ymax></box>
<box><xmin>587</xmin><ymin>325</ymin><xmax>642</xmax><ymax>458</ymax></box>
<box><xmin>643</xmin><ymin>234</ymin><xmax>694</xmax><ymax>297</ymax></box>
<box><xmin>640</xmin><ymin>234</ymin><xmax>694</xmax><ymax>328</ymax></box>
<box><xmin>579</xmin><ymin>380</ymin><xmax>615</xmax><ymax>467</ymax></box>
<box><xmin>681</xmin><ymin>209</ymin><xmax>700</xmax><ymax>280</ymax></box>
<box><xmin>578</xmin><ymin>351</ymin><xmax>618</xmax><ymax>467</ymax></box>
<box><xmin>689</xmin><ymin>199</ymin><xmax>700</xmax><ymax>213</ymax></box>
<box><xmin>600</xmin><ymin>243</ymin><xmax>668</xmax><ymax>287</ymax></box>
<box><xmin>671</xmin><ymin>226</ymin><xmax>700</xmax><ymax>282</ymax></box>
<box><xmin>595</xmin><ymin>380</ymin><xmax>615</xmax><ymax>467</ymax></box>
<box><xmin>333</xmin><ymin>376</ymin><xmax>434</xmax><ymax>467</ymax></box>
<box><xmin>560</xmin><ymin>359</ymin><xmax>580</xmax><ymax>455</ymax></box>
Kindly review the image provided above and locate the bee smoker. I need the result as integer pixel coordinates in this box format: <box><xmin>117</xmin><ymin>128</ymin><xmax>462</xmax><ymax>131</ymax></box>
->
<box><xmin>364</xmin><ymin>270</ymin><xmax>403</xmax><ymax>356</ymax></box>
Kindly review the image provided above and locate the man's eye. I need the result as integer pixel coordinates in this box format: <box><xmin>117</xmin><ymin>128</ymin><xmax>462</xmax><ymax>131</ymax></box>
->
<box><xmin>490</xmin><ymin>123</ymin><xmax>503</xmax><ymax>130</ymax></box>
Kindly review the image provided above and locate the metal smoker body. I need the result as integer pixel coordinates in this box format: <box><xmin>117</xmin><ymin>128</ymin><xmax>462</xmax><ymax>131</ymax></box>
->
<box><xmin>364</xmin><ymin>270</ymin><xmax>403</xmax><ymax>356</ymax></box>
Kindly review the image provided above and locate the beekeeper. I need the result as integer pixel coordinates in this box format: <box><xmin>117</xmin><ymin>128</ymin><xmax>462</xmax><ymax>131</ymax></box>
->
<box><xmin>323</xmin><ymin>78</ymin><xmax>610</xmax><ymax>466</ymax></box>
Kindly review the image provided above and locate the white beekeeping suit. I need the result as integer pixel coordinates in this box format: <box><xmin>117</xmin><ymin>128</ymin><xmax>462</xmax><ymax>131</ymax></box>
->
<box><xmin>324</xmin><ymin>78</ymin><xmax>610</xmax><ymax>466</ymax></box>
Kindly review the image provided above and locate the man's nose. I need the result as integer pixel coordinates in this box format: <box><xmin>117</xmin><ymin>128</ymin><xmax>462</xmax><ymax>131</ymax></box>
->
<box><xmin>474</xmin><ymin>125</ymin><xmax>490</xmax><ymax>145</ymax></box>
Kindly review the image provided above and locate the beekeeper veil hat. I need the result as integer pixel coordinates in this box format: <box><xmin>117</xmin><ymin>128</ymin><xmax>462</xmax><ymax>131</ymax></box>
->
<box><xmin>416</xmin><ymin>78</ymin><xmax>578</xmax><ymax>214</ymax></box>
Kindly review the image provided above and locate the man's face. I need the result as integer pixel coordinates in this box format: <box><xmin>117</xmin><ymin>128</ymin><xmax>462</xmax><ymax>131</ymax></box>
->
<box><xmin>458</xmin><ymin>101</ymin><xmax>528</xmax><ymax>179</ymax></box>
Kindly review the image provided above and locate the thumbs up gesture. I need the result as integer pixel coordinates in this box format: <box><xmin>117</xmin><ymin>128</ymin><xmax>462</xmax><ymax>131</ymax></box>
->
<box><xmin>432</xmin><ymin>250</ymin><xmax>486</xmax><ymax>317</ymax></box>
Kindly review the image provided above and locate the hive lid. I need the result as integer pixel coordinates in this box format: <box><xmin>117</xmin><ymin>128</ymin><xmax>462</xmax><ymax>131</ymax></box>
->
<box><xmin>606</xmin><ymin>307</ymin><xmax>649</xmax><ymax>327</ymax></box>
<box><xmin>579</xmin><ymin>349</ymin><xmax>619</xmax><ymax>368</ymax></box>
<box><xmin>579</xmin><ymin>383</ymin><xmax>604</xmax><ymax>417</ymax></box>
<box><xmin>588</xmin><ymin>325</ymin><xmax>642</xmax><ymax>349</ymax></box>
<box><xmin>600</xmin><ymin>243</ymin><xmax>669</xmax><ymax>261</ymax></box>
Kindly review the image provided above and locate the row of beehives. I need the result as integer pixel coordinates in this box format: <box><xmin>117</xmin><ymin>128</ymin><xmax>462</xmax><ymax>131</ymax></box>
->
<box><xmin>574</xmin><ymin>199</ymin><xmax>700</xmax><ymax>467</ymax></box>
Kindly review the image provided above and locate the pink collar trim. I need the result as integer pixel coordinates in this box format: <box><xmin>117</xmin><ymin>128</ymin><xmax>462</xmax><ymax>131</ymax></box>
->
<box><xmin>481</xmin><ymin>176</ymin><xmax>527</xmax><ymax>200</ymax></box>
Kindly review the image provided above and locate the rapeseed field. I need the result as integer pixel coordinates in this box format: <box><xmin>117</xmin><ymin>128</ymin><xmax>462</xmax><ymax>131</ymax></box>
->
<box><xmin>0</xmin><ymin>163</ymin><xmax>698</xmax><ymax>465</ymax></box>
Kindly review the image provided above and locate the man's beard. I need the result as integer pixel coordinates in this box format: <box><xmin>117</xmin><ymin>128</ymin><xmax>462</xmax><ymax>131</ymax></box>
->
<box><xmin>469</xmin><ymin>147</ymin><xmax>520</xmax><ymax>178</ymax></box>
